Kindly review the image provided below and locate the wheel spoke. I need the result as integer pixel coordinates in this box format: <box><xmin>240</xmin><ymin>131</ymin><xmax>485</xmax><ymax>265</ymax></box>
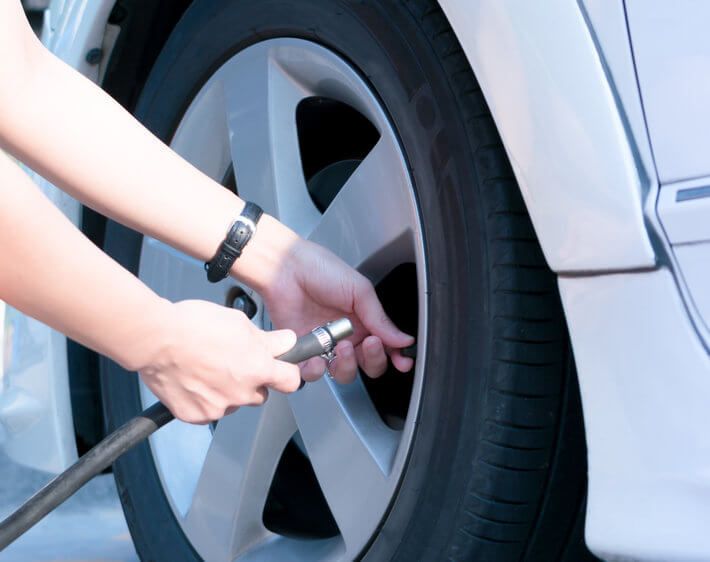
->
<box><xmin>170</xmin><ymin>74</ymin><xmax>232</xmax><ymax>181</ymax></box>
<box><xmin>307</xmin><ymin>136</ymin><xmax>416</xmax><ymax>283</ymax></box>
<box><xmin>184</xmin><ymin>394</ymin><xmax>297</xmax><ymax>561</ymax></box>
<box><xmin>139</xmin><ymin>237</ymin><xmax>228</xmax><ymax>302</ymax></box>
<box><xmin>288</xmin><ymin>378</ymin><xmax>399</xmax><ymax>550</ymax></box>
<box><xmin>220</xmin><ymin>44</ymin><xmax>321</xmax><ymax>235</ymax></box>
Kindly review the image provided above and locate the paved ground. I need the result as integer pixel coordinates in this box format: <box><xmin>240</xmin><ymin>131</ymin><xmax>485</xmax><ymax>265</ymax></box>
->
<box><xmin>0</xmin><ymin>451</ymin><xmax>139</xmax><ymax>562</ymax></box>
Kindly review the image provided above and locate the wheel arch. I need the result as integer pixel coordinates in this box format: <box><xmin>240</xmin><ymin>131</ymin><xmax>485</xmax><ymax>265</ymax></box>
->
<box><xmin>438</xmin><ymin>0</ymin><xmax>656</xmax><ymax>273</ymax></box>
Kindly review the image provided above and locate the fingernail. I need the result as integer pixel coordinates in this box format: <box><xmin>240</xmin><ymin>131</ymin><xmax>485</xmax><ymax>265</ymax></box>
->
<box><xmin>398</xmin><ymin>357</ymin><xmax>415</xmax><ymax>373</ymax></box>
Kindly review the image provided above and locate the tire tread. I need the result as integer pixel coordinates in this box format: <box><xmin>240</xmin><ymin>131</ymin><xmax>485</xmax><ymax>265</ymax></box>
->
<box><xmin>401</xmin><ymin>1</ymin><xmax>590</xmax><ymax>559</ymax></box>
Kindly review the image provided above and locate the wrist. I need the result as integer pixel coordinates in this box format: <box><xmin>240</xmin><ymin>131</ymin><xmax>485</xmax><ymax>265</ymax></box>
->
<box><xmin>229</xmin><ymin>213</ymin><xmax>302</xmax><ymax>296</ymax></box>
<box><xmin>115</xmin><ymin>297</ymin><xmax>175</xmax><ymax>373</ymax></box>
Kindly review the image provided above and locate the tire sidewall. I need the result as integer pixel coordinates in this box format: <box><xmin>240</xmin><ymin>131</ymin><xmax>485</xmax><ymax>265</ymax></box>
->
<box><xmin>102</xmin><ymin>1</ymin><xmax>491</xmax><ymax>560</ymax></box>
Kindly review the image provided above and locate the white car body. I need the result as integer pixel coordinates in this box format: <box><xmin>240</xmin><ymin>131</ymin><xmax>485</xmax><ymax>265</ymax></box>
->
<box><xmin>2</xmin><ymin>1</ymin><xmax>708</xmax><ymax>560</ymax></box>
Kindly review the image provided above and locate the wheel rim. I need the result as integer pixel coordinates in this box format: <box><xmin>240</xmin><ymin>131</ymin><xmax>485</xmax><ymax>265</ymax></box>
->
<box><xmin>137</xmin><ymin>38</ymin><xmax>428</xmax><ymax>561</ymax></box>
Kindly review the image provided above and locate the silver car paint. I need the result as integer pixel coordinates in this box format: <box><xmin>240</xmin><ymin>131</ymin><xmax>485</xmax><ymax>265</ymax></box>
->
<box><xmin>3</xmin><ymin>0</ymin><xmax>710</xmax><ymax>560</ymax></box>
<box><xmin>626</xmin><ymin>0</ymin><xmax>710</xmax><ymax>184</ymax></box>
<box><xmin>658</xmin><ymin>178</ymin><xmax>710</xmax><ymax>337</ymax></box>
<box><xmin>439</xmin><ymin>0</ymin><xmax>656</xmax><ymax>273</ymax></box>
<box><xmin>560</xmin><ymin>270</ymin><xmax>710</xmax><ymax>561</ymax></box>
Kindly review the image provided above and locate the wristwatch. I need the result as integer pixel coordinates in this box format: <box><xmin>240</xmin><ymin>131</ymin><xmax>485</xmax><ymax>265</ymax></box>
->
<box><xmin>204</xmin><ymin>202</ymin><xmax>263</xmax><ymax>283</ymax></box>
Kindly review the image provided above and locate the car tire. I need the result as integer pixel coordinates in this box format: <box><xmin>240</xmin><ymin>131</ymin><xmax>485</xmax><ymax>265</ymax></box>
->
<box><xmin>101</xmin><ymin>1</ymin><xmax>596</xmax><ymax>560</ymax></box>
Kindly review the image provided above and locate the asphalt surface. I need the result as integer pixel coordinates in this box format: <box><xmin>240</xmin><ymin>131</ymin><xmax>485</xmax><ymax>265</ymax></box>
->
<box><xmin>0</xmin><ymin>451</ymin><xmax>139</xmax><ymax>562</ymax></box>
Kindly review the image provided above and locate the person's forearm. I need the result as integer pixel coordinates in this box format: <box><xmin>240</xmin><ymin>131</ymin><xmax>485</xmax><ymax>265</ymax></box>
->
<box><xmin>0</xmin><ymin>11</ymin><xmax>298</xmax><ymax>293</ymax></box>
<box><xmin>0</xmin><ymin>152</ymin><xmax>169</xmax><ymax>370</ymax></box>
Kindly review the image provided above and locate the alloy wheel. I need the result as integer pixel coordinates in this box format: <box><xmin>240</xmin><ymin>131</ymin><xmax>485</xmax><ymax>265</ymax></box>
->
<box><xmin>137</xmin><ymin>39</ymin><xmax>427</xmax><ymax>561</ymax></box>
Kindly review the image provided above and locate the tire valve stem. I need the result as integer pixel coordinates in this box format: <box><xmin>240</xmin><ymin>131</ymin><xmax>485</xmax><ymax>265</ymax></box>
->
<box><xmin>401</xmin><ymin>343</ymin><xmax>417</xmax><ymax>360</ymax></box>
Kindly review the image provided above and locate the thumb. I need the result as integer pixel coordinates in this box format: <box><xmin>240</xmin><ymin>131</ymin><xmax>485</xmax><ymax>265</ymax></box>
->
<box><xmin>354</xmin><ymin>281</ymin><xmax>414</xmax><ymax>348</ymax></box>
<box><xmin>264</xmin><ymin>328</ymin><xmax>298</xmax><ymax>357</ymax></box>
<box><xmin>268</xmin><ymin>360</ymin><xmax>302</xmax><ymax>394</ymax></box>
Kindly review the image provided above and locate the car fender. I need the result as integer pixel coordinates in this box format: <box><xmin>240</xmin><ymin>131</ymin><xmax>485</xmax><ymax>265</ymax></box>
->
<box><xmin>438</xmin><ymin>0</ymin><xmax>655</xmax><ymax>273</ymax></box>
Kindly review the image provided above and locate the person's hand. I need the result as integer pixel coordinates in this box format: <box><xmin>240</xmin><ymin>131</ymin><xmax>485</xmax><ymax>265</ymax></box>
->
<box><xmin>136</xmin><ymin>300</ymin><xmax>301</xmax><ymax>424</ymax></box>
<box><xmin>260</xmin><ymin>239</ymin><xmax>415</xmax><ymax>383</ymax></box>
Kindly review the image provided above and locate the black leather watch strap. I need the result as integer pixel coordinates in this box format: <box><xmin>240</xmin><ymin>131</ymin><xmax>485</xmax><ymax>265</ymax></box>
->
<box><xmin>204</xmin><ymin>202</ymin><xmax>263</xmax><ymax>283</ymax></box>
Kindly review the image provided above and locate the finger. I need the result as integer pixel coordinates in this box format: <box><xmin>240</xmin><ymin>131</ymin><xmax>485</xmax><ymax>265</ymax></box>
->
<box><xmin>353</xmin><ymin>280</ymin><xmax>414</xmax><ymax>348</ymax></box>
<box><xmin>268</xmin><ymin>360</ymin><xmax>302</xmax><ymax>393</ymax></box>
<box><xmin>300</xmin><ymin>356</ymin><xmax>326</xmax><ymax>382</ymax></box>
<box><xmin>264</xmin><ymin>328</ymin><xmax>298</xmax><ymax>357</ymax></box>
<box><xmin>330</xmin><ymin>340</ymin><xmax>358</xmax><ymax>384</ymax></box>
<box><xmin>180</xmin><ymin>415</ymin><xmax>212</xmax><ymax>425</ymax></box>
<box><xmin>388</xmin><ymin>348</ymin><xmax>414</xmax><ymax>373</ymax></box>
<box><xmin>162</xmin><ymin>390</ymin><xmax>218</xmax><ymax>425</ymax></box>
<box><xmin>356</xmin><ymin>336</ymin><xmax>388</xmax><ymax>378</ymax></box>
<box><xmin>172</xmin><ymin>405</ymin><xmax>213</xmax><ymax>425</ymax></box>
<box><xmin>245</xmin><ymin>386</ymin><xmax>269</xmax><ymax>406</ymax></box>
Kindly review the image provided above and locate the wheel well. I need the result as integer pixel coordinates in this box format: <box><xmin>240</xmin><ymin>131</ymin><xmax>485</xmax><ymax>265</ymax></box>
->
<box><xmin>70</xmin><ymin>0</ymin><xmax>194</xmax><ymax>452</ymax></box>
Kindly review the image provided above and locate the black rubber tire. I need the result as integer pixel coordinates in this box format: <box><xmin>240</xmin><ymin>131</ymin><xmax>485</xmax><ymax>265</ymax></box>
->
<box><xmin>100</xmin><ymin>1</ymin><xmax>597</xmax><ymax>561</ymax></box>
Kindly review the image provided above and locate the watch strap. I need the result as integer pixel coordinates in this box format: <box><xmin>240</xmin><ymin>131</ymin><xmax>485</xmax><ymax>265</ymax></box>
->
<box><xmin>204</xmin><ymin>202</ymin><xmax>263</xmax><ymax>283</ymax></box>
